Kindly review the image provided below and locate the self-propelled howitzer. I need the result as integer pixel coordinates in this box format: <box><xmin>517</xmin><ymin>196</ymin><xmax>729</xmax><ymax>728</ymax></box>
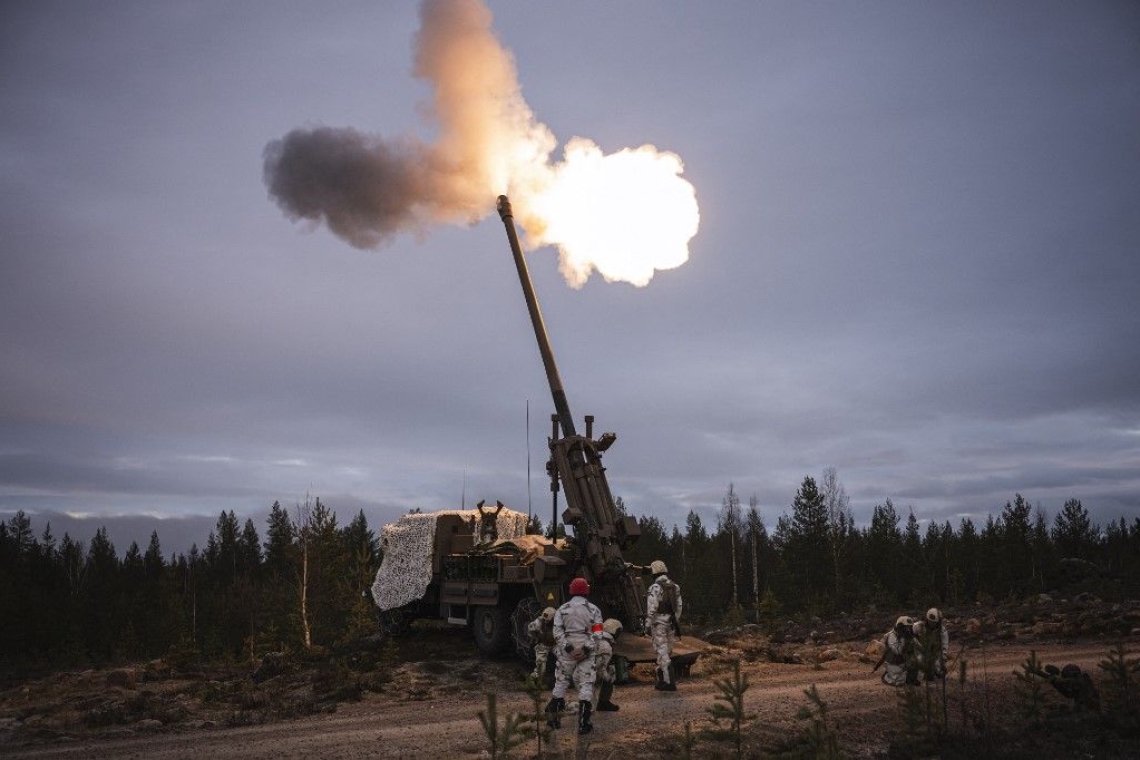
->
<box><xmin>368</xmin><ymin>198</ymin><xmax>701</xmax><ymax>678</ymax></box>
<box><xmin>496</xmin><ymin>195</ymin><xmax>646</xmax><ymax>632</ymax></box>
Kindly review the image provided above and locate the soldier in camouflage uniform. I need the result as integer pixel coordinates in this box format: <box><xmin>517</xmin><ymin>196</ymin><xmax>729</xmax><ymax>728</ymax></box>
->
<box><xmin>546</xmin><ymin>577</ymin><xmax>603</xmax><ymax>734</ymax></box>
<box><xmin>880</xmin><ymin>615</ymin><xmax>918</xmax><ymax>687</ymax></box>
<box><xmin>593</xmin><ymin>618</ymin><xmax>623</xmax><ymax>712</ymax></box>
<box><xmin>527</xmin><ymin>606</ymin><xmax>557</xmax><ymax>684</ymax></box>
<box><xmin>912</xmin><ymin>607</ymin><xmax>949</xmax><ymax>680</ymax></box>
<box><xmin>645</xmin><ymin>559</ymin><xmax>682</xmax><ymax>691</ymax></box>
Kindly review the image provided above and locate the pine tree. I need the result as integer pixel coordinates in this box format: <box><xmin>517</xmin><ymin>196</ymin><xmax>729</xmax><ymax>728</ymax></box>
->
<box><xmin>1051</xmin><ymin>499</ymin><xmax>1099</xmax><ymax>560</ymax></box>
<box><xmin>867</xmin><ymin>499</ymin><xmax>904</xmax><ymax>603</ymax></box>
<box><xmin>789</xmin><ymin>476</ymin><xmax>830</xmax><ymax>604</ymax></box>
<box><xmin>260</xmin><ymin>500</ymin><xmax>301</xmax><ymax>651</ymax></box>
<box><xmin>82</xmin><ymin>527</ymin><xmax>121</xmax><ymax>662</ymax></box>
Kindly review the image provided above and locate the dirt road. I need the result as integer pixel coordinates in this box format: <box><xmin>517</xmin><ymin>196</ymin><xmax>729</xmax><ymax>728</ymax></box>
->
<box><xmin>3</xmin><ymin>640</ymin><xmax>1114</xmax><ymax>759</ymax></box>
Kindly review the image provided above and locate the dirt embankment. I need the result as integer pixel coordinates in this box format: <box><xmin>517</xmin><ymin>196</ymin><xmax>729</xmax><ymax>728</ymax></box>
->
<box><xmin>2</xmin><ymin>597</ymin><xmax>1138</xmax><ymax>758</ymax></box>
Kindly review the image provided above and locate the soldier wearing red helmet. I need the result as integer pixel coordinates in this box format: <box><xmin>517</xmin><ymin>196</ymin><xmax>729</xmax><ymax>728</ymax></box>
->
<box><xmin>545</xmin><ymin>577</ymin><xmax>604</xmax><ymax>734</ymax></box>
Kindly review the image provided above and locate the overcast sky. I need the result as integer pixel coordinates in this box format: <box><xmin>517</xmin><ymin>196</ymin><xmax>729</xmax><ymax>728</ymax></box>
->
<box><xmin>2</xmin><ymin>1</ymin><xmax>1138</xmax><ymax>556</ymax></box>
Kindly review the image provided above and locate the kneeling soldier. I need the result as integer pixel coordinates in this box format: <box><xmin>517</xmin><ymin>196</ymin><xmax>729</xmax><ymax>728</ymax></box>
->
<box><xmin>594</xmin><ymin>618</ymin><xmax>623</xmax><ymax>712</ymax></box>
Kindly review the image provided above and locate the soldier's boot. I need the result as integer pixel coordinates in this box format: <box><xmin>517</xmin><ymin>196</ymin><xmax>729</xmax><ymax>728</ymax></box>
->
<box><xmin>654</xmin><ymin>668</ymin><xmax>666</xmax><ymax>690</ymax></box>
<box><xmin>596</xmin><ymin>681</ymin><xmax>619</xmax><ymax>711</ymax></box>
<box><xmin>545</xmin><ymin>697</ymin><xmax>564</xmax><ymax>729</ymax></box>
<box><xmin>659</xmin><ymin>664</ymin><xmax>677</xmax><ymax>692</ymax></box>
<box><xmin>577</xmin><ymin>700</ymin><xmax>593</xmax><ymax>735</ymax></box>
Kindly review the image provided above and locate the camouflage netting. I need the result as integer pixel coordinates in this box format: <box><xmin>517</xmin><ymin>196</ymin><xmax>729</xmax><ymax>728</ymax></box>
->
<box><xmin>371</xmin><ymin>508</ymin><xmax>530</xmax><ymax>611</ymax></box>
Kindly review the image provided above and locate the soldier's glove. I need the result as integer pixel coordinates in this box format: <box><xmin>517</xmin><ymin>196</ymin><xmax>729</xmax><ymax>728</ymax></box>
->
<box><xmin>564</xmin><ymin>643</ymin><xmax>575</xmax><ymax>654</ymax></box>
<box><xmin>573</xmin><ymin>646</ymin><xmax>590</xmax><ymax>662</ymax></box>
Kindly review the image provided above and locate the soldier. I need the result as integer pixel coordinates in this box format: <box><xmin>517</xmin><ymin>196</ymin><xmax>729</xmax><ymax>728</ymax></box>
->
<box><xmin>645</xmin><ymin>559</ymin><xmax>683</xmax><ymax>691</ymax></box>
<box><xmin>1040</xmin><ymin>663</ymin><xmax>1100</xmax><ymax>711</ymax></box>
<box><xmin>527</xmin><ymin>606</ymin><xmax>557</xmax><ymax>685</ymax></box>
<box><xmin>878</xmin><ymin>616</ymin><xmax>917</xmax><ymax>687</ymax></box>
<box><xmin>594</xmin><ymin>618</ymin><xmax>623</xmax><ymax>712</ymax></box>
<box><xmin>475</xmin><ymin>499</ymin><xmax>505</xmax><ymax>544</ymax></box>
<box><xmin>912</xmin><ymin>607</ymin><xmax>949</xmax><ymax>680</ymax></box>
<box><xmin>546</xmin><ymin>577</ymin><xmax>603</xmax><ymax>734</ymax></box>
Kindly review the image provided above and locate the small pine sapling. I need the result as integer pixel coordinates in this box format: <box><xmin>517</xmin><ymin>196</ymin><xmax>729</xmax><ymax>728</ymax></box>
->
<box><xmin>704</xmin><ymin>660</ymin><xmax>757</xmax><ymax>758</ymax></box>
<box><xmin>478</xmin><ymin>692</ymin><xmax>530</xmax><ymax>760</ymax></box>
<box><xmin>794</xmin><ymin>684</ymin><xmax>841</xmax><ymax>759</ymax></box>
<box><xmin>1098</xmin><ymin>643</ymin><xmax>1139</xmax><ymax>730</ymax></box>
<box><xmin>524</xmin><ymin>676</ymin><xmax>552</xmax><ymax>756</ymax></box>
<box><xmin>1012</xmin><ymin>650</ymin><xmax>1046</xmax><ymax>726</ymax></box>
<box><xmin>680</xmin><ymin>720</ymin><xmax>698</xmax><ymax>760</ymax></box>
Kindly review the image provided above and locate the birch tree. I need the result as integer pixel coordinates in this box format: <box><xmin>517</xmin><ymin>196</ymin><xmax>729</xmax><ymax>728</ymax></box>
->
<box><xmin>820</xmin><ymin>466</ymin><xmax>853</xmax><ymax>598</ymax></box>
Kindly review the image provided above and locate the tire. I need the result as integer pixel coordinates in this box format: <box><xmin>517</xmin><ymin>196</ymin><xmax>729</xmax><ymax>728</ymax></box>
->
<box><xmin>510</xmin><ymin>596</ymin><xmax>544</xmax><ymax>662</ymax></box>
<box><xmin>378</xmin><ymin>604</ymin><xmax>414</xmax><ymax>637</ymax></box>
<box><xmin>472</xmin><ymin>604</ymin><xmax>514</xmax><ymax>655</ymax></box>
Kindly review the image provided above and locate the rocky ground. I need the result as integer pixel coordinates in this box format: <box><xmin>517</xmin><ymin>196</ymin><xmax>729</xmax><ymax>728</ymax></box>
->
<box><xmin>2</xmin><ymin>595</ymin><xmax>1137</xmax><ymax>758</ymax></box>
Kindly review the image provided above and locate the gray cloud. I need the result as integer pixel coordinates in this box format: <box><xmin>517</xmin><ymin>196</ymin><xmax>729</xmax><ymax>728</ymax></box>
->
<box><xmin>1</xmin><ymin>1</ymin><xmax>1138</xmax><ymax>554</ymax></box>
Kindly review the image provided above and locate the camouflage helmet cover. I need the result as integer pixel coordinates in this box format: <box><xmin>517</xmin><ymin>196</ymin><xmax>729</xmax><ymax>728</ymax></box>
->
<box><xmin>895</xmin><ymin>615</ymin><xmax>914</xmax><ymax>629</ymax></box>
<box><xmin>926</xmin><ymin>607</ymin><xmax>942</xmax><ymax>625</ymax></box>
<box><xmin>602</xmin><ymin>618</ymin><xmax>623</xmax><ymax>638</ymax></box>
<box><xmin>542</xmin><ymin>606</ymin><xmax>556</xmax><ymax>621</ymax></box>
<box><xmin>649</xmin><ymin>559</ymin><xmax>668</xmax><ymax>575</ymax></box>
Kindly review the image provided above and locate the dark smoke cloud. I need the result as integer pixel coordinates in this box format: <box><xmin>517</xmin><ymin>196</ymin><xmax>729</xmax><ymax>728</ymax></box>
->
<box><xmin>262</xmin><ymin>0</ymin><xmax>545</xmax><ymax>250</ymax></box>
<box><xmin>263</xmin><ymin>127</ymin><xmax>432</xmax><ymax>248</ymax></box>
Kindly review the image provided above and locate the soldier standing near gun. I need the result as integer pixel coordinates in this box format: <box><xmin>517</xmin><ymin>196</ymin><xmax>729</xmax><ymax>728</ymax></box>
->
<box><xmin>874</xmin><ymin>616</ymin><xmax>918</xmax><ymax>686</ymax></box>
<box><xmin>546</xmin><ymin>577</ymin><xmax>604</xmax><ymax>735</ymax></box>
<box><xmin>645</xmin><ymin>559</ymin><xmax>683</xmax><ymax>691</ymax></box>
<box><xmin>475</xmin><ymin>499</ymin><xmax>505</xmax><ymax>544</ymax></box>
<box><xmin>527</xmin><ymin>606</ymin><xmax>557</xmax><ymax>685</ymax></box>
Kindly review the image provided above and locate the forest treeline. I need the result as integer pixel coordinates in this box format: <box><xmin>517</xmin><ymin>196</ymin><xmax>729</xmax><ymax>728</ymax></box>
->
<box><xmin>622</xmin><ymin>474</ymin><xmax>1140</xmax><ymax>625</ymax></box>
<box><xmin>2</xmin><ymin>472</ymin><xmax>1139</xmax><ymax>672</ymax></box>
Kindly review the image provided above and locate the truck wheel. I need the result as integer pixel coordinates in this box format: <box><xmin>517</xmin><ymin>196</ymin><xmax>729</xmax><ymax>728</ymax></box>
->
<box><xmin>472</xmin><ymin>605</ymin><xmax>513</xmax><ymax>655</ymax></box>
<box><xmin>510</xmin><ymin>597</ymin><xmax>543</xmax><ymax>662</ymax></box>
<box><xmin>378</xmin><ymin>605</ymin><xmax>413</xmax><ymax>637</ymax></box>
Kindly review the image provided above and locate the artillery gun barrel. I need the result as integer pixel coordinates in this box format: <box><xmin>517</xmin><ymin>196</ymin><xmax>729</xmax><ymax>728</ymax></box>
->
<box><xmin>496</xmin><ymin>195</ymin><xmax>577</xmax><ymax>440</ymax></box>
<box><xmin>496</xmin><ymin>195</ymin><xmax>646</xmax><ymax>630</ymax></box>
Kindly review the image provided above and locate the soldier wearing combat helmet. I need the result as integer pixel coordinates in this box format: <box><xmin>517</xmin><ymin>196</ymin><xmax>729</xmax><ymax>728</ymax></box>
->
<box><xmin>593</xmin><ymin>618</ymin><xmax>623</xmax><ymax>712</ymax></box>
<box><xmin>878</xmin><ymin>615</ymin><xmax>917</xmax><ymax>687</ymax></box>
<box><xmin>912</xmin><ymin>607</ymin><xmax>950</xmax><ymax>680</ymax></box>
<box><xmin>645</xmin><ymin>559</ymin><xmax>683</xmax><ymax>691</ymax></box>
<box><xmin>527</xmin><ymin>606</ymin><xmax>557</xmax><ymax>684</ymax></box>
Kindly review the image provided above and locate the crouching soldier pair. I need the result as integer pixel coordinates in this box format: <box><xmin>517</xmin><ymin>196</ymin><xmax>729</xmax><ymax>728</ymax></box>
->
<box><xmin>876</xmin><ymin>607</ymin><xmax>950</xmax><ymax>686</ymax></box>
